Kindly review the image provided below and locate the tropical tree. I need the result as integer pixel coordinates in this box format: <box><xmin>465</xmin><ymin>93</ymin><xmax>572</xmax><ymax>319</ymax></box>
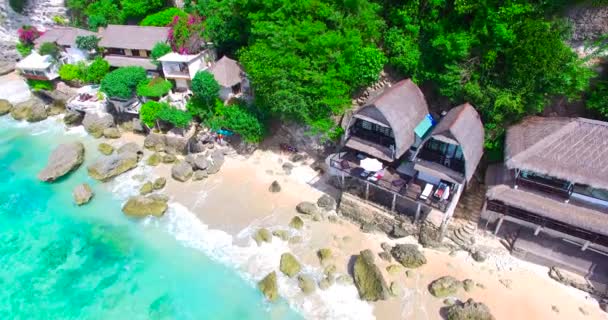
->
<box><xmin>140</xmin><ymin>7</ymin><xmax>188</xmax><ymax>26</ymax></box>
<box><xmin>100</xmin><ymin>66</ymin><xmax>147</xmax><ymax>99</ymax></box>
<box><xmin>84</xmin><ymin>58</ymin><xmax>110</xmax><ymax>83</ymax></box>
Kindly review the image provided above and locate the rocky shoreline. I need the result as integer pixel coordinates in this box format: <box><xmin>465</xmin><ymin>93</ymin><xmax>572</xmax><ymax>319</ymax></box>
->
<box><xmin>1</xmin><ymin>74</ymin><xmax>606</xmax><ymax>319</ymax></box>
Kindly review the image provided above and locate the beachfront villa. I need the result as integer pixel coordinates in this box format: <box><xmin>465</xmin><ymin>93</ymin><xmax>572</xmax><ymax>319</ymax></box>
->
<box><xmin>16</xmin><ymin>51</ymin><xmax>60</xmax><ymax>81</ymax></box>
<box><xmin>328</xmin><ymin>79</ymin><xmax>484</xmax><ymax>226</ymax></box>
<box><xmin>34</xmin><ymin>26</ymin><xmax>96</xmax><ymax>64</ymax></box>
<box><xmin>158</xmin><ymin>50</ymin><xmax>216</xmax><ymax>90</ymax></box>
<box><xmin>209</xmin><ymin>56</ymin><xmax>250</xmax><ymax>101</ymax></box>
<box><xmin>98</xmin><ymin>25</ymin><xmax>170</xmax><ymax>72</ymax></box>
<box><xmin>482</xmin><ymin>117</ymin><xmax>608</xmax><ymax>285</ymax></box>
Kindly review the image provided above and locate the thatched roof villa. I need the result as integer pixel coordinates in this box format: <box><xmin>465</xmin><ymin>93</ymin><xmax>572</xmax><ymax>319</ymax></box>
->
<box><xmin>483</xmin><ymin>116</ymin><xmax>608</xmax><ymax>283</ymax></box>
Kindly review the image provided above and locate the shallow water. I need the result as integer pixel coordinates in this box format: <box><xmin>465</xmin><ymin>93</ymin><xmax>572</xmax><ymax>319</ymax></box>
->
<box><xmin>0</xmin><ymin>116</ymin><xmax>301</xmax><ymax>320</ymax></box>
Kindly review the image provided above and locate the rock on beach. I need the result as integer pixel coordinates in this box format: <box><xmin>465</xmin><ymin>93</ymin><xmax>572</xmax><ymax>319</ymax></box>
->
<box><xmin>122</xmin><ymin>195</ymin><xmax>169</xmax><ymax>218</ymax></box>
<box><xmin>353</xmin><ymin>249</ymin><xmax>389</xmax><ymax>301</ymax></box>
<box><xmin>73</xmin><ymin>183</ymin><xmax>93</xmax><ymax>205</ymax></box>
<box><xmin>37</xmin><ymin>142</ymin><xmax>85</xmax><ymax>182</ymax></box>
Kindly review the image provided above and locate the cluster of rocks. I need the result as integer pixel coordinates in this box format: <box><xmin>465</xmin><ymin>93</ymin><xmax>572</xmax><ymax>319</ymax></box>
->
<box><xmin>169</xmin><ymin>149</ymin><xmax>226</xmax><ymax>182</ymax></box>
<box><xmin>87</xmin><ymin>142</ymin><xmax>143</xmax><ymax>181</ymax></box>
<box><xmin>4</xmin><ymin>97</ymin><xmax>48</xmax><ymax>122</ymax></box>
<box><xmin>83</xmin><ymin>112</ymin><xmax>116</xmax><ymax>138</ymax></box>
<box><xmin>428</xmin><ymin>276</ymin><xmax>476</xmax><ymax>298</ymax></box>
<box><xmin>445</xmin><ymin>299</ymin><xmax>495</xmax><ymax>320</ymax></box>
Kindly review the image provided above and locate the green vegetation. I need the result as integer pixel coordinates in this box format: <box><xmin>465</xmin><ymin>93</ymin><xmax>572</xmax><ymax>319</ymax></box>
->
<box><xmin>121</xmin><ymin>0</ymin><xmax>164</xmax><ymax>19</ymax></box>
<box><xmin>140</xmin><ymin>8</ymin><xmax>188</xmax><ymax>26</ymax></box>
<box><xmin>100</xmin><ymin>67</ymin><xmax>147</xmax><ymax>99</ymax></box>
<box><xmin>75</xmin><ymin>35</ymin><xmax>100</xmax><ymax>52</ymax></box>
<box><xmin>209</xmin><ymin>101</ymin><xmax>267</xmax><ymax>143</ymax></box>
<box><xmin>59</xmin><ymin>58</ymin><xmax>109</xmax><ymax>84</ymax></box>
<box><xmin>38</xmin><ymin>42</ymin><xmax>61</xmax><ymax>60</ymax></box>
<box><xmin>168</xmin><ymin>14</ymin><xmax>205</xmax><ymax>54</ymax></box>
<box><xmin>150</xmin><ymin>42</ymin><xmax>172</xmax><ymax>65</ymax></box>
<box><xmin>191</xmin><ymin>71</ymin><xmax>220</xmax><ymax>110</ymax></box>
<box><xmin>9</xmin><ymin>0</ymin><xmax>27</xmax><ymax>13</ymax></box>
<box><xmin>53</xmin><ymin>15</ymin><xmax>69</xmax><ymax>25</ymax></box>
<box><xmin>136</xmin><ymin>77</ymin><xmax>173</xmax><ymax>98</ymax></box>
<box><xmin>27</xmin><ymin>80</ymin><xmax>54</xmax><ymax>91</ymax></box>
<box><xmin>67</xmin><ymin>0</ymin><xmax>167</xmax><ymax>28</ymax></box>
<box><xmin>84</xmin><ymin>0</ymin><xmax>123</xmax><ymax>29</ymax></box>
<box><xmin>16</xmin><ymin>42</ymin><xmax>33</xmax><ymax>57</ymax></box>
<box><xmin>140</xmin><ymin>101</ymin><xmax>192</xmax><ymax>129</ymax></box>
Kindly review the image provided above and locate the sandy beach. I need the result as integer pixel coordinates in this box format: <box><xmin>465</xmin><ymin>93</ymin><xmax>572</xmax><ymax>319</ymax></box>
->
<box><xmin>110</xmin><ymin>131</ymin><xmax>607</xmax><ymax>320</ymax></box>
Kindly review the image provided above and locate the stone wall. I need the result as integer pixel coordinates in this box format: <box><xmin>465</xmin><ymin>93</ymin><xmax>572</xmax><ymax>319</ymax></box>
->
<box><xmin>338</xmin><ymin>192</ymin><xmax>417</xmax><ymax>235</ymax></box>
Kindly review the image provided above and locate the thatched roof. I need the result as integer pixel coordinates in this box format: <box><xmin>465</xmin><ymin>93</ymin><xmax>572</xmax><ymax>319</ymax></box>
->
<box><xmin>98</xmin><ymin>25</ymin><xmax>170</xmax><ymax>50</ymax></box>
<box><xmin>352</xmin><ymin>79</ymin><xmax>429</xmax><ymax>160</ymax></box>
<box><xmin>35</xmin><ymin>26</ymin><xmax>96</xmax><ymax>48</ymax></box>
<box><xmin>487</xmin><ymin>185</ymin><xmax>608</xmax><ymax>237</ymax></box>
<box><xmin>505</xmin><ymin>117</ymin><xmax>608</xmax><ymax>190</ymax></box>
<box><xmin>209</xmin><ymin>56</ymin><xmax>244</xmax><ymax>87</ymax></box>
<box><xmin>426</xmin><ymin>103</ymin><xmax>484</xmax><ymax>182</ymax></box>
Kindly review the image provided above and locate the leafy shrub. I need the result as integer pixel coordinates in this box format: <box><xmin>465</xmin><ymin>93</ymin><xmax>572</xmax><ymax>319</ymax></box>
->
<box><xmin>75</xmin><ymin>35</ymin><xmax>100</xmax><ymax>52</ymax></box>
<box><xmin>59</xmin><ymin>63</ymin><xmax>84</xmax><ymax>81</ymax></box>
<box><xmin>191</xmin><ymin>71</ymin><xmax>219</xmax><ymax>105</ymax></box>
<box><xmin>158</xmin><ymin>106</ymin><xmax>192</xmax><ymax>128</ymax></box>
<box><xmin>347</xmin><ymin>46</ymin><xmax>387</xmax><ymax>88</ymax></box>
<box><xmin>38</xmin><ymin>42</ymin><xmax>61</xmax><ymax>59</ymax></box>
<box><xmin>84</xmin><ymin>58</ymin><xmax>110</xmax><ymax>84</ymax></box>
<box><xmin>100</xmin><ymin>67</ymin><xmax>147</xmax><ymax>99</ymax></box>
<box><xmin>27</xmin><ymin>79</ymin><xmax>54</xmax><ymax>91</ymax></box>
<box><xmin>136</xmin><ymin>77</ymin><xmax>173</xmax><ymax>98</ymax></box>
<box><xmin>150</xmin><ymin>42</ymin><xmax>172</xmax><ymax>65</ymax></box>
<box><xmin>85</xmin><ymin>0</ymin><xmax>123</xmax><ymax>29</ymax></box>
<box><xmin>10</xmin><ymin>0</ymin><xmax>27</xmax><ymax>13</ymax></box>
<box><xmin>587</xmin><ymin>80</ymin><xmax>608</xmax><ymax>118</ymax></box>
<box><xmin>16</xmin><ymin>42</ymin><xmax>33</xmax><ymax>57</ymax></box>
<box><xmin>139</xmin><ymin>101</ymin><xmax>168</xmax><ymax>127</ymax></box>
<box><xmin>168</xmin><ymin>14</ymin><xmax>205</xmax><ymax>54</ymax></box>
<box><xmin>53</xmin><ymin>15</ymin><xmax>69</xmax><ymax>25</ymax></box>
<box><xmin>140</xmin><ymin>8</ymin><xmax>188</xmax><ymax>26</ymax></box>
<box><xmin>208</xmin><ymin>101</ymin><xmax>266</xmax><ymax>143</ymax></box>
<box><xmin>121</xmin><ymin>0</ymin><xmax>165</xmax><ymax>19</ymax></box>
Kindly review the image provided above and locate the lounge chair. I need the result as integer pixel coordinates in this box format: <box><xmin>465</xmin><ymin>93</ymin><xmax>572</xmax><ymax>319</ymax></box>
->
<box><xmin>420</xmin><ymin>183</ymin><xmax>433</xmax><ymax>201</ymax></box>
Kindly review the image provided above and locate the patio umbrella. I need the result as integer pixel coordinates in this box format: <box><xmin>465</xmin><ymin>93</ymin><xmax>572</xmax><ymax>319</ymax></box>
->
<box><xmin>360</xmin><ymin>157</ymin><xmax>383</xmax><ymax>172</ymax></box>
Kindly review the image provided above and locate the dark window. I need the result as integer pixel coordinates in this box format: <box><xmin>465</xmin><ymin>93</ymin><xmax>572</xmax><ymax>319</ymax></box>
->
<box><xmin>107</xmin><ymin>48</ymin><xmax>125</xmax><ymax>55</ymax></box>
<box><xmin>132</xmin><ymin>50</ymin><xmax>141</xmax><ymax>57</ymax></box>
<box><xmin>573</xmin><ymin>184</ymin><xmax>608</xmax><ymax>202</ymax></box>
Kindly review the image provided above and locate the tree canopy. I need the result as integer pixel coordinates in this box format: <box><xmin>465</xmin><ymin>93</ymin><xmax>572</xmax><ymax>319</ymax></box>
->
<box><xmin>140</xmin><ymin>7</ymin><xmax>188</xmax><ymax>26</ymax></box>
<box><xmin>101</xmin><ymin>67</ymin><xmax>147</xmax><ymax>99</ymax></box>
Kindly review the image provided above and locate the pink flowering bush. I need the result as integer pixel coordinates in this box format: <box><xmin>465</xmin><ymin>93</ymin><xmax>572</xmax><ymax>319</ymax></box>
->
<box><xmin>168</xmin><ymin>14</ymin><xmax>205</xmax><ymax>54</ymax></box>
<box><xmin>18</xmin><ymin>25</ymin><xmax>41</xmax><ymax>45</ymax></box>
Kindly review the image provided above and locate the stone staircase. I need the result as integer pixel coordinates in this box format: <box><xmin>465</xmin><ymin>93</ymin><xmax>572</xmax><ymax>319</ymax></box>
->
<box><xmin>449</xmin><ymin>221</ymin><xmax>477</xmax><ymax>249</ymax></box>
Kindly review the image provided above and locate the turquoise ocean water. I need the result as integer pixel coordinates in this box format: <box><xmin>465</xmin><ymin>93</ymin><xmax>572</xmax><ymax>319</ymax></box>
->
<box><xmin>0</xmin><ymin>116</ymin><xmax>301</xmax><ymax>320</ymax></box>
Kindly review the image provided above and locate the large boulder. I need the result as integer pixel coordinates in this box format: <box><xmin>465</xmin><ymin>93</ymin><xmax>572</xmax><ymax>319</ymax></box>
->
<box><xmin>144</xmin><ymin>133</ymin><xmax>166</xmax><ymax>151</ymax></box>
<box><xmin>280</xmin><ymin>253</ymin><xmax>302</xmax><ymax>277</ymax></box>
<box><xmin>258</xmin><ymin>272</ymin><xmax>279</xmax><ymax>302</ymax></box>
<box><xmin>11</xmin><ymin>98</ymin><xmax>47</xmax><ymax>122</ymax></box>
<box><xmin>446</xmin><ymin>299</ymin><xmax>495</xmax><ymax>320</ymax></box>
<box><xmin>429</xmin><ymin>276</ymin><xmax>462</xmax><ymax>298</ymax></box>
<box><xmin>37</xmin><ymin>142</ymin><xmax>85</xmax><ymax>182</ymax></box>
<box><xmin>171</xmin><ymin>161</ymin><xmax>193</xmax><ymax>182</ymax></box>
<box><xmin>353</xmin><ymin>249</ymin><xmax>389</xmax><ymax>301</ymax></box>
<box><xmin>103</xmin><ymin>127</ymin><xmax>121</xmax><ymax>139</ymax></box>
<box><xmin>73</xmin><ymin>183</ymin><xmax>93</xmax><ymax>205</ymax></box>
<box><xmin>131</xmin><ymin>118</ymin><xmax>145</xmax><ymax>132</ymax></box>
<box><xmin>165</xmin><ymin>133</ymin><xmax>190</xmax><ymax>155</ymax></box>
<box><xmin>193</xmin><ymin>156</ymin><xmax>209</xmax><ymax>170</ymax></box>
<box><xmin>117</xmin><ymin>142</ymin><xmax>143</xmax><ymax>158</ymax></box>
<box><xmin>317</xmin><ymin>195</ymin><xmax>337</xmax><ymax>211</ymax></box>
<box><xmin>0</xmin><ymin>99</ymin><xmax>12</xmax><ymax>115</ymax></box>
<box><xmin>391</xmin><ymin>244</ymin><xmax>427</xmax><ymax>268</ymax></box>
<box><xmin>83</xmin><ymin>112</ymin><xmax>114</xmax><ymax>138</ymax></box>
<box><xmin>122</xmin><ymin>194</ymin><xmax>168</xmax><ymax>218</ymax></box>
<box><xmin>207</xmin><ymin>150</ymin><xmax>225</xmax><ymax>174</ymax></box>
<box><xmin>87</xmin><ymin>151</ymin><xmax>139</xmax><ymax>181</ymax></box>
<box><xmin>296</xmin><ymin>201</ymin><xmax>318</xmax><ymax>215</ymax></box>
<box><xmin>63</xmin><ymin>111</ymin><xmax>83</xmax><ymax>126</ymax></box>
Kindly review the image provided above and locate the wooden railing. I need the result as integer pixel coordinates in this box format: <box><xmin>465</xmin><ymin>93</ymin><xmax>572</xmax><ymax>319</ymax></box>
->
<box><xmin>515</xmin><ymin>176</ymin><xmax>572</xmax><ymax>199</ymax></box>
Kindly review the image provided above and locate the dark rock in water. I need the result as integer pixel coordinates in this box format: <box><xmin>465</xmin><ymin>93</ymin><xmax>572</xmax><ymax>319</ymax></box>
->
<box><xmin>0</xmin><ymin>99</ymin><xmax>12</xmax><ymax>115</ymax></box>
<box><xmin>472</xmin><ymin>249</ymin><xmax>488</xmax><ymax>262</ymax></box>
<box><xmin>353</xmin><ymin>249</ymin><xmax>389</xmax><ymax>301</ymax></box>
<box><xmin>103</xmin><ymin>127</ymin><xmax>121</xmax><ymax>139</ymax></box>
<box><xmin>63</xmin><ymin>111</ymin><xmax>83</xmax><ymax>126</ymax></box>
<box><xmin>282</xmin><ymin>162</ymin><xmax>294</xmax><ymax>174</ymax></box>
<box><xmin>296</xmin><ymin>201</ymin><xmax>318</xmax><ymax>215</ymax></box>
<box><xmin>269</xmin><ymin>180</ymin><xmax>281</xmax><ymax>193</ymax></box>
<box><xmin>83</xmin><ymin>112</ymin><xmax>114</xmax><ymax>138</ymax></box>
<box><xmin>122</xmin><ymin>195</ymin><xmax>168</xmax><ymax>217</ymax></box>
<box><xmin>98</xmin><ymin>143</ymin><xmax>114</xmax><ymax>155</ymax></box>
<box><xmin>38</xmin><ymin>142</ymin><xmax>85</xmax><ymax>182</ymax></box>
<box><xmin>289</xmin><ymin>216</ymin><xmax>304</xmax><ymax>229</ymax></box>
<box><xmin>280</xmin><ymin>253</ymin><xmax>302</xmax><ymax>278</ymax></box>
<box><xmin>11</xmin><ymin>98</ymin><xmax>47</xmax><ymax>122</ymax></box>
<box><xmin>73</xmin><ymin>183</ymin><xmax>93</xmax><ymax>205</ymax></box>
<box><xmin>429</xmin><ymin>276</ymin><xmax>462</xmax><ymax>298</ymax></box>
<box><xmin>87</xmin><ymin>150</ymin><xmax>139</xmax><ymax>181</ymax></box>
<box><xmin>391</xmin><ymin>244</ymin><xmax>427</xmax><ymax>268</ymax></box>
<box><xmin>153</xmin><ymin>177</ymin><xmax>166</xmax><ymax>190</ymax></box>
<box><xmin>171</xmin><ymin>161</ymin><xmax>193</xmax><ymax>182</ymax></box>
<box><xmin>298</xmin><ymin>274</ymin><xmax>316</xmax><ymax>294</ymax></box>
<box><xmin>317</xmin><ymin>194</ymin><xmax>336</xmax><ymax>211</ymax></box>
<box><xmin>148</xmin><ymin>293</ymin><xmax>175</xmax><ymax>320</ymax></box>
<box><xmin>446</xmin><ymin>298</ymin><xmax>495</xmax><ymax>320</ymax></box>
<box><xmin>258</xmin><ymin>272</ymin><xmax>278</xmax><ymax>302</ymax></box>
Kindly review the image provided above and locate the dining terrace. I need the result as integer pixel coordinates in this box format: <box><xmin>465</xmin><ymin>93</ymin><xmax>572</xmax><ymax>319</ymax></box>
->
<box><xmin>328</xmin><ymin>152</ymin><xmax>457</xmax><ymax>213</ymax></box>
